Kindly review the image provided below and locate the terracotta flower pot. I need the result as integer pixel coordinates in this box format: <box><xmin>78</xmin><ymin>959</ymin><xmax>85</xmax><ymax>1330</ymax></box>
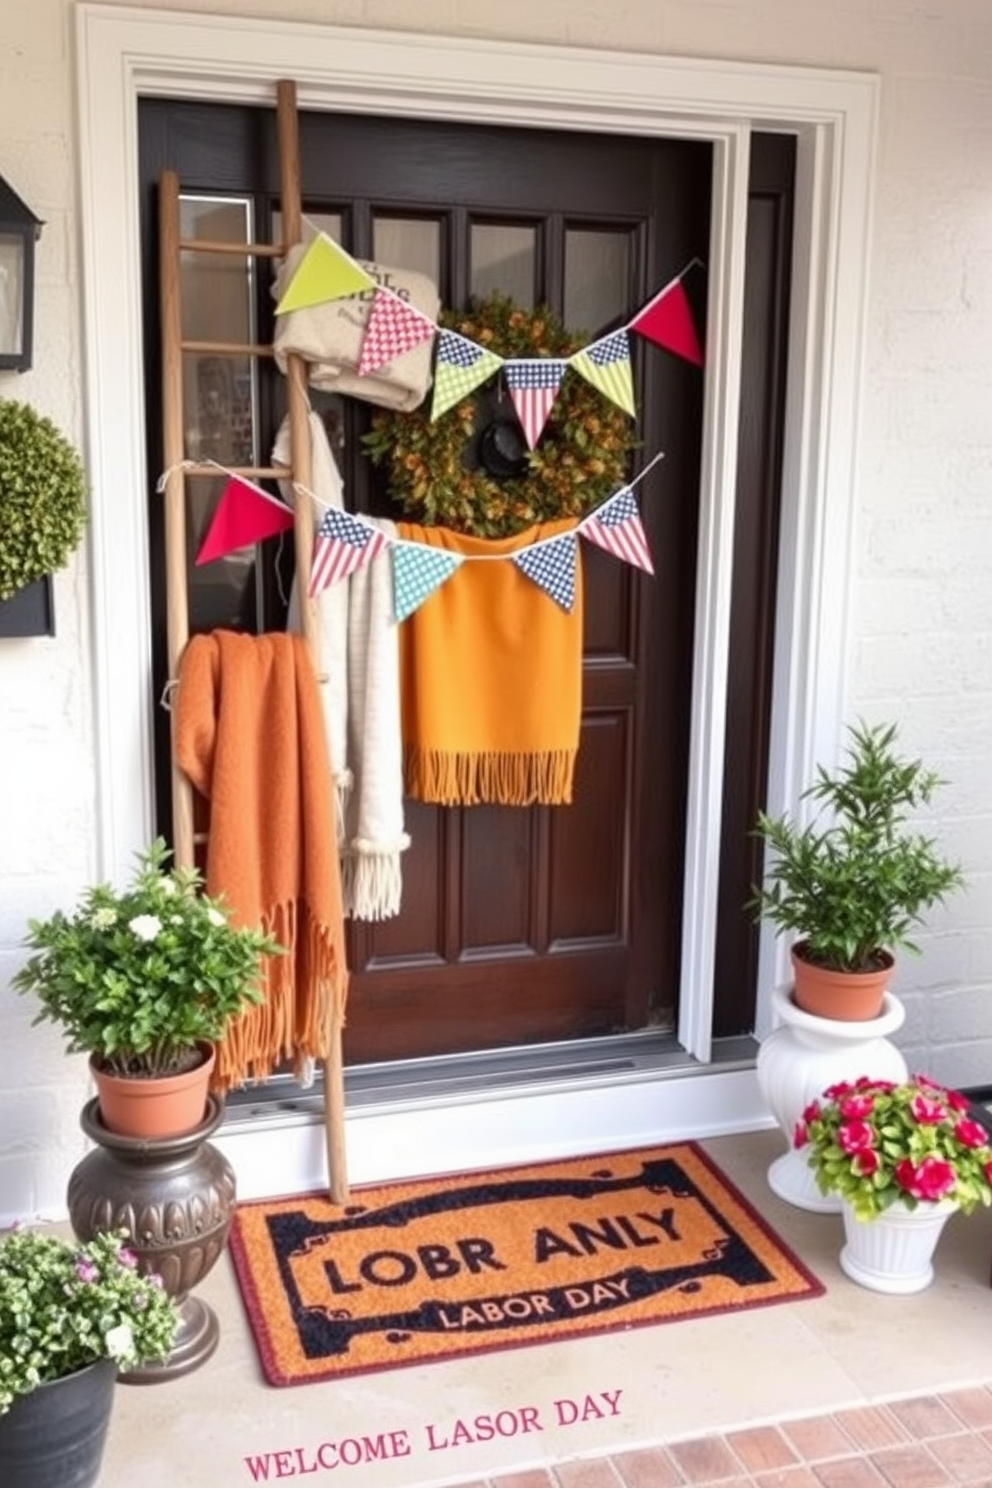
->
<box><xmin>89</xmin><ymin>1043</ymin><xmax>216</xmax><ymax>1139</ymax></box>
<box><xmin>790</xmin><ymin>944</ymin><xmax>894</xmax><ymax>1022</ymax></box>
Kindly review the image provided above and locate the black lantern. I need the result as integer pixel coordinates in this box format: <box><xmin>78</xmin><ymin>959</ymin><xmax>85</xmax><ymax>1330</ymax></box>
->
<box><xmin>0</xmin><ymin>172</ymin><xmax>43</xmax><ymax>373</ymax></box>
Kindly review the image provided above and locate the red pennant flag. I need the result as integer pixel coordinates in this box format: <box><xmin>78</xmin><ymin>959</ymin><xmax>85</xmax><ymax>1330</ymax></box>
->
<box><xmin>629</xmin><ymin>278</ymin><xmax>704</xmax><ymax>367</ymax></box>
<box><xmin>195</xmin><ymin>477</ymin><xmax>295</xmax><ymax>566</ymax></box>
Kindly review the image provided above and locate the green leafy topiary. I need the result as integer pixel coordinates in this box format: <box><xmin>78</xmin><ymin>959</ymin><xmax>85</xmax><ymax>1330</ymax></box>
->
<box><xmin>0</xmin><ymin>397</ymin><xmax>87</xmax><ymax>601</ymax></box>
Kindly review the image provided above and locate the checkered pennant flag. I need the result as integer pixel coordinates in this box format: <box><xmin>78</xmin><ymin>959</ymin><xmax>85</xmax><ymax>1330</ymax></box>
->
<box><xmin>357</xmin><ymin>289</ymin><xmax>437</xmax><ymax>377</ymax></box>
<box><xmin>581</xmin><ymin>486</ymin><xmax>654</xmax><ymax>575</ymax></box>
<box><xmin>569</xmin><ymin>330</ymin><xmax>637</xmax><ymax>417</ymax></box>
<box><xmin>309</xmin><ymin>507</ymin><xmax>389</xmax><ymax>598</ymax></box>
<box><xmin>512</xmin><ymin>531</ymin><xmax>578</xmax><ymax>612</ymax></box>
<box><xmin>503</xmin><ymin>359</ymin><xmax>567</xmax><ymax>449</ymax></box>
<box><xmin>430</xmin><ymin>331</ymin><xmax>504</xmax><ymax>421</ymax></box>
<box><xmin>391</xmin><ymin>542</ymin><xmax>462</xmax><ymax>622</ymax></box>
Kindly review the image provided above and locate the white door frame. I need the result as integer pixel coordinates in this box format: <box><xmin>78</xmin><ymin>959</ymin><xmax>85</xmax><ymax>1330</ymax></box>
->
<box><xmin>75</xmin><ymin>5</ymin><xmax>878</xmax><ymax>1194</ymax></box>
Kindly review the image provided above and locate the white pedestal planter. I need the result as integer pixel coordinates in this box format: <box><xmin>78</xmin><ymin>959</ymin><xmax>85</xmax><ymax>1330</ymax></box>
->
<box><xmin>839</xmin><ymin>1199</ymin><xmax>957</xmax><ymax>1293</ymax></box>
<box><xmin>756</xmin><ymin>986</ymin><xmax>908</xmax><ymax>1211</ymax></box>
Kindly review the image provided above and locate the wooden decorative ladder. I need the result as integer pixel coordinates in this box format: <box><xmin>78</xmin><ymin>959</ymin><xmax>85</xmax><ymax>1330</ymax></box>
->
<box><xmin>157</xmin><ymin>79</ymin><xmax>348</xmax><ymax>1203</ymax></box>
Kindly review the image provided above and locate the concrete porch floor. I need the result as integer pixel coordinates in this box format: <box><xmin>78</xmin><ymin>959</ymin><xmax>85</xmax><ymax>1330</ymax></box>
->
<box><xmin>100</xmin><ymin>1129</ymin><xmax>992</xmax><ymax>1488</ymax></box>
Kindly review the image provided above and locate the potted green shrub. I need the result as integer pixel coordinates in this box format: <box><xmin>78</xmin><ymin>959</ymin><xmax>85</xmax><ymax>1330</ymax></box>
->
<box><xmin>0</xmin><ymin>397</ymin><xmax>87</xmax><ymax>635</ymax></box>
<box><xmin>749</xmin><ymin>721</ymin><xmax>963</xmax><ymax>1020</ymax></box>
<box><xmin>0</xmin><ymin>1228</ymin><xmax>178</xmax><ymax>1488</ymax></box>
<box><xmin>796</xmin><ymin>1074</ymin><xmax>992</xmax><ymax>1292</ymax></box>
<box><xmin>12</xmin><ymin>838</ymin><xmax>282</xmax><ymax>1137</ymax></box>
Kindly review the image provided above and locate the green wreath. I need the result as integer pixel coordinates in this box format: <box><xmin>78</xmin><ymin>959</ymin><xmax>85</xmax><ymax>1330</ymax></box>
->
<box><xmin>0</xmin><ymin>399</ymin><xmax>87</xmax><ymax>601</ymax></box>
<box><xmin>363</xmin><ymin>294</ymin><xmax>637</xmax><ymax>540</ymax></box>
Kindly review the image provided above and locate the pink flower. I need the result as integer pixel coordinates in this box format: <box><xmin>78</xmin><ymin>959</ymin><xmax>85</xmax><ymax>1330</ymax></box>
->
<box><xmin>909</xmin><ymin>1094</ymin><xmax>946</xmax><ymax>1125</ymax></box>
<box><xmin>852</xmin><ymin>1148</ymin><xmax>880</xmax><ymax>1177</ymax></box>
<box><xmin>914</xmin><ymin>1073</ymin><xmax>942</xmax><ymax>1090</ymax></box>
<box><xmin>895</xmin><ymin>1156</ymin><xmax>956</xmax><ymax>1202</ymax></box>
<box><xmin>793</xmin><ymin>1120</ymin><xmax>809</xmax><ymax>1149</ymax></box>
<box><xmin>74</xmin><ymin>1259</ymin><xmax>99</xmax><ymax>1283</ymax></box>
<box><xmin>801</xmin><ymin>1101</ymin><xmax>821</xmax><ymax>1125</ymax></box>
<box><xmin>839</xmin><ymin>1095</ymin><xmax>875</xmax><ymax>1120</ymax></box>
<box><xmin>823</xmin><ymin>1081</ymin><xmax>855</xmax><ymax>1100</ymax></box>
<box><xmin>116</xmin><ymin>1246</ymin><xmax>139</xmax><ymax>1269</ymax></box>
<box><xmin>953</xmin><ymin>1119</ymin><xmax>990</xmax><ymax>1150</ymax></box>
<box><xmin>837</xmin><ymin>1120</ymin><xmax>875</xmax><ymax>1155</ymax></box>
<box><xmin>945</xmin><ymin>1089</ymin><xmax>971</xmax><ymax>1113</ymax></box>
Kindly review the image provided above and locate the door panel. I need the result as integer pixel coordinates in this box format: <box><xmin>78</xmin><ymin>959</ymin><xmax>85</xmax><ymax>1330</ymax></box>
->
<box><xmin>139</xmin><ymin>103</ymin><xmax>787</xmax><ymax>1069</ymax></box>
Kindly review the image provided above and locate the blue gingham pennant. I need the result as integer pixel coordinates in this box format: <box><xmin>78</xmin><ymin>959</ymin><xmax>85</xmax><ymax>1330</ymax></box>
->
<box><xmin>391</xmin><ymin>542</ymin><xmax>463</xmax><ymax>622</ymax></box>
<box><xmin>512</xmin><ymin>532</ymin><xmax>578</xmax><ymax>612</ymax></box>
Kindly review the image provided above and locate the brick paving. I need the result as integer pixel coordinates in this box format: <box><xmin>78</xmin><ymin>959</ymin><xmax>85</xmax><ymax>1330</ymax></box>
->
<box><xmin>446</xmin><ymin>1385</ymin><xmax>992</xmax><ymax>1488</ymax></box>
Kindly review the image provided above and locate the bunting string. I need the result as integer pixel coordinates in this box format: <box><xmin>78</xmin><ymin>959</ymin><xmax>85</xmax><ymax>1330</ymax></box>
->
<box><xmin>186</xmin><ymin>449</ymin><xmax>665</xmax><ymax>619</ymax></box>
<box><xmin>275</xmin><ymin>228</ymin><xmax>706</xmax><ymax>431</ymax></box>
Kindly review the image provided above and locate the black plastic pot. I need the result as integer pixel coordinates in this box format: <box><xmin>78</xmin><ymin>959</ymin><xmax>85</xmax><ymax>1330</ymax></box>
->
<box><xmin>0</xmin><ymin>1356</ymin><xmax>116</xmax><ymax>1488</ymax></box>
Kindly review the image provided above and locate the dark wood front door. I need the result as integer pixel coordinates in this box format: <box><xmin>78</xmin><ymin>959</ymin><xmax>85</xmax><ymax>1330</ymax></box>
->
<box><xmin>139</xmin><ymin>103</ymin><xmax>790</xmax><ymax>1068</ymax></box>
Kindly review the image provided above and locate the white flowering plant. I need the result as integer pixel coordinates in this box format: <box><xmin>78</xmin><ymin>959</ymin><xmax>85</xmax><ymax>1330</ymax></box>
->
<box><xmin>12</xmin><ymin>839</ymin><xmax>281</xmax><ymax>1077</ymax></box>
<box><xmin>0</xmin><ymin>1228</ymin><xmax>179</xmax><ymax>1415</ymax></box>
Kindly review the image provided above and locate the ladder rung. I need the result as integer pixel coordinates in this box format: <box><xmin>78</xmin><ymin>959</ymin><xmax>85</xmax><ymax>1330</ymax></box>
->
<box><xmin>178</xmin><ymin>237</ymin><xmax>287</xmax><ymax>259</ymax></box>
<box><xmin>180</xmin><ymin>463</ymin><xmax>290</xmax><ymax>480</ymax></box>
<box><xmin>181</xmin><ymin>339</ymin><xmax>276</xmax><ymax>357</ymax></box>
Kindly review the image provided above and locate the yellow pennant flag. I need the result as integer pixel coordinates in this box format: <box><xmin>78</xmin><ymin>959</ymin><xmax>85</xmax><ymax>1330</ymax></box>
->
<box><xmin>275</xmin><ymin>235</ymin><xmax>375</xmax><ymax>315</ymax></box>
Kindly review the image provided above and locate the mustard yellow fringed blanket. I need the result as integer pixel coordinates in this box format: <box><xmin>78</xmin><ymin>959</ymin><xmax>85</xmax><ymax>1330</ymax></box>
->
<box><xmin>397</xmin><ymin>519</ymin><xmax>583</xmax><ymax>806</ymax></box>
<box><xmin>173</xmin><ymin>630</ymin><xmax>349</xmax><ymax>1090</ymax></box>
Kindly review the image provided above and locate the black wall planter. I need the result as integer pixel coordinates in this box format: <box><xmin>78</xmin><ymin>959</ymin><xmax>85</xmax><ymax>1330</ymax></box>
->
<box><xmin>0</xmin><ymin>576</ymin><xmax>54</xmax><ymax>637</ymax></box>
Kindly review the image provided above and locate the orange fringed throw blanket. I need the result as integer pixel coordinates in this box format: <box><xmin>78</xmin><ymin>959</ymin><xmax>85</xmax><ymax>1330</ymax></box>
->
<box><xmin>397</xmin><ymin>519</ymin><xmax>583</xmax><ymax>806</ymax></box>
<box><xmin>173</xmin><ymin>630</ymin><xmax>348</xmax><ymax>1090</ymax></box>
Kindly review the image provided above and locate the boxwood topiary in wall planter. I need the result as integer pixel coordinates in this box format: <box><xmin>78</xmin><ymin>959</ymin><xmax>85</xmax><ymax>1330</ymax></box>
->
<box><xmin>0</xmin><ymin>397</ymin><xmax>87</xmax><ymax>632</ymax></box>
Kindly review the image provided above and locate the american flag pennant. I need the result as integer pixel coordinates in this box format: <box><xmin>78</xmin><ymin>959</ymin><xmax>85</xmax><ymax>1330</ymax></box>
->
<box><xmin>309</xmin><ymin>507</ymin><xmax>389</xmax><ymax>598</ymax></box>
<box><xmin>512</xmin><ymin>531</ymin><xmax>578</xmax><ymax>612</ymax></box>
<box><xmin>430</xmin><ymin>331</ymin><xmax>504</xmax><ymax>420</ymax></box>
<box><xmin>503</xmin><ymin>359</ymin><xmax>567</xmax><ymax>449</ymax></box>
<box><xmin>569</xmin><ymin>330</ymin><xmax>637</xmax><ymax>417</ymax></box>
<box><xmin>581</xmin><ymin>486</ymin><xmax>654</xmax><ymax>575</ymax></box>
<box><xmin>357</xmin><ymin>289</ymin><xmax>437</xmax><ymax>376</ymax></box>
<box><xmin>195</xmin><ymin>477</ymin><xmax>295</xmax><ymax>566</ymax></box>
<box><xmin>391</xmin><ymin>542</ymin><xmax>462</xmax><ymax>622</ymax></box>
<box><xmin>629</xmin><ymin>276</ymin><xmax>704</xmax><ymax>367</ymax></box>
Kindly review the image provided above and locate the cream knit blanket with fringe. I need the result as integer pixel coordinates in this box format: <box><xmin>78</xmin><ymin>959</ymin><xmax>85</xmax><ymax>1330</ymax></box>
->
<box><xmin>276</xmin><ymin>412</ymin><xmax>409</xmax><ymax>920</ymax></box>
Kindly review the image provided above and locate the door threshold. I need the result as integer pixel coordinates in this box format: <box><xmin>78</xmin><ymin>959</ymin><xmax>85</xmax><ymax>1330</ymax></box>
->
<box><xmin>222</xmin><ymin>1030</ymin><xmax>759</xmax><ymax>1127</ymax></box>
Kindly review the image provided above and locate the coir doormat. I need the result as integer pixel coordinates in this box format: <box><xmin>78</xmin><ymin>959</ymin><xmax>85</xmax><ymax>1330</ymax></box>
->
<box><xmin>229</xmin><ymin>1143</ymin><xmax>823</xmax><ymax>1386</ymax></box>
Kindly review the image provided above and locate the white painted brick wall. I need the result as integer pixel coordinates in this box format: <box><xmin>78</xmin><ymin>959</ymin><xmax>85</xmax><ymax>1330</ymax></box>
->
<box><xmin>3</xmin><ymin>0</ymin><xmax>992</xmax><ymax>1221</ymax></box>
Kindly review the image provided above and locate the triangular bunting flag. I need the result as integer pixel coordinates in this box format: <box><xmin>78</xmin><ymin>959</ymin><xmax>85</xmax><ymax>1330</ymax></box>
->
<box><xmin>275</xmin><ymin>235</ymin><xmax>376</xmax><ymax>316</ymax></box>
<box><xmin>309</xmin><ymin>508</ymin><xmax>389</xmax><ymax>598</ymax></box>
<box><xmin>581</xmin><ymin>486</ymin><xmax>654</xmax><ymax>575</ymax></box>
<box><xmin>512</xmin><ymin>532</ymin><xmax>578</xmax><ymax>612</ymax></box>
<box><xmin>195</xmin><ymin>477</ymin><xmax>295</xmax><ymax>566</ymax></box>
<box><xmin>391</xmin><ymin>542</ymin><xmax>462</xmax><ymax>622</ymax></box>
<box><xmin>430</xmin><ymin>331</ymin><xmax>504</xmax><ymax>420</ymax></box>
<box><xmin>570</xmin><ymin>330</ymin><xmax>637</xmax><ymax>417</ymax></box>
<box><xmin>503</xmin><ymin>359</ymin><xmax>567</xmax><ymax>448</ymax></box>
<box><xmin>629</xmin><ymin>277</ymin><xmax>704</xmax><ymax>366</ymax></box>
<box><xmin>358</xmin><ymin>289</ymin><xmax>437</xmax><ymax>376</ymax></box>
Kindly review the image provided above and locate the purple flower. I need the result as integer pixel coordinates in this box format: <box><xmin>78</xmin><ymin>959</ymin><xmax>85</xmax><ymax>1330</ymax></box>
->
<box><xmin>116</xmin><ymin>1247</ymin><xmax>139</xmax><ymax>1269</ymax></box>
<box><xmin>74</xmin><ymin>1259</ymin><xmax>99</xmax><ymax>1283</ymax></box>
